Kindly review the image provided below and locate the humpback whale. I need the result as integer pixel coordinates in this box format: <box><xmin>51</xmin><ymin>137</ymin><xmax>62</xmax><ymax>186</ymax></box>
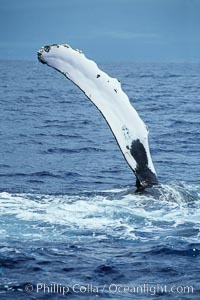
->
<box><xmin>37</xmin><ymin>44</ymin><xmax>159</xmax><ymax>190</ymax></box>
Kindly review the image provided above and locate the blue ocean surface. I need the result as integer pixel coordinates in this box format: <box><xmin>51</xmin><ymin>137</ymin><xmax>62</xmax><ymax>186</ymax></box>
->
<box><xmin>0</xmin><ymin>60</ymin><xmax>199</xmax><ymax>299</ymax></box>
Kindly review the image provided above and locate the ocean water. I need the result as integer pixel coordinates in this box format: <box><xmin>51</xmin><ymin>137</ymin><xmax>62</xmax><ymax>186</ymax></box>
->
<box><xmin>0</xmin><ymin>60</ymin><xmax>199</xmax><ymax>299</ymax></box>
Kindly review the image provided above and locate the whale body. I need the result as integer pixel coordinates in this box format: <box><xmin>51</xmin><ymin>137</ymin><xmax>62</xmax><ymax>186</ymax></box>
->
<box><xmin>37</xmin><ymin>44</ymin><xmax>159</xmax><ymax>189</ymax></box>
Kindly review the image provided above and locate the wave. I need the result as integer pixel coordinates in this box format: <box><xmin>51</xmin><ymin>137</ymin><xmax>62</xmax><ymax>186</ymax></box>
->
<box><xmin>125</xmin><ymin>73</ymin><xmax>182</xmax><ymax>79</ymax></box>
<box><xmin>0</xmin><ymin>182</ymin><xmax>199</xmax><ymax>244</ymax></box>
<box><xmin>0</xmin><ymin>171</ymin><xmax>61</xmax><ymax>178</ymax></box>
<box><xmin>44</xmin><ymin>147</ymin><xmax>106</xmax><ymax>154</ymax></box>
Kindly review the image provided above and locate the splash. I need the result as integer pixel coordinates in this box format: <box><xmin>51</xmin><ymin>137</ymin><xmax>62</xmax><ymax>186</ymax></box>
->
<box><xmin>0</xmin><ymin>182</ymin><xmax>199</xmax><ymax>244</ymax></box>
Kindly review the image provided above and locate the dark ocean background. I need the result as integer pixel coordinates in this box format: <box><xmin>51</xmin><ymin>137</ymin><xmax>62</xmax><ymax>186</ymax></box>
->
<box><xmin>0</xmin><ymin>60</ymin><xmax>199</xmax><ymax>299</ymax></box>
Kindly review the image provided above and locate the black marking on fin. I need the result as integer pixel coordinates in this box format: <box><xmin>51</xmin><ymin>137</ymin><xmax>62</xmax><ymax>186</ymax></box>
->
<box><xmin>44</xmin><ymin>46</ymin><xmax>51</xmax><ymax>53</ymax></box>
<box><xmin>130</xmin><ymin>139</ymin><xmax>148</xmax><ymax>167</ymax></box>
<box><xmin>130</xmin><ymin>139</ymin><xmax>158</xmax><ymax>187</ymax></box>
<box><xmin>37</xmin><ymin>52</ymin><xmax>46</xmax><ymax>64</ymax></box>
<box><xmin>114</xmin><ymin>89</ymin><xmax>118</xmax><ymax>93</ymax></box>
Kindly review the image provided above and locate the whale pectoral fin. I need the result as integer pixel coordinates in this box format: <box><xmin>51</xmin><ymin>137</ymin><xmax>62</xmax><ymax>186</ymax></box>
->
<box><xmin>37</xmin><ymin>44</ymin><xmax>159</xmax><ymax>190</ymax></box>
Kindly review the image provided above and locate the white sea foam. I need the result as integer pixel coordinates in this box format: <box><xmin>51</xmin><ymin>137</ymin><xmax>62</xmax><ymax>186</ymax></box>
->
<box><xmin>0</xmin><ymin>183</ymin><xmax>199</xmax><ymax>243</ymax></box>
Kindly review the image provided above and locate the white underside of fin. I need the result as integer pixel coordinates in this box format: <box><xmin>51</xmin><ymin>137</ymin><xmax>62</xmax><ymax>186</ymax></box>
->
<box><xmin>38</xmin><ymin>44</ymin><xmax>157</xmax><ymax>182</ymax></box>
